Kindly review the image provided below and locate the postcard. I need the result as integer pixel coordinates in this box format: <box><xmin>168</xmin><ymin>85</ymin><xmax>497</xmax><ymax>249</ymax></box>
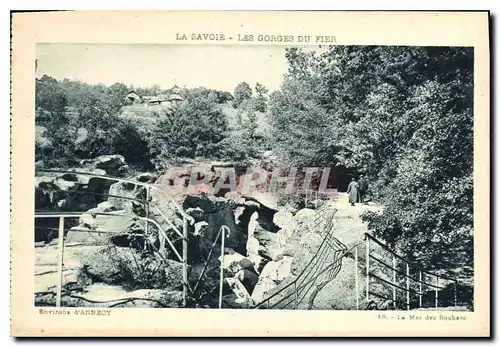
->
<box><xmin>10</xmin><ymin>10</ymin><xmax>490</xmax><ymax>337</ymax></box>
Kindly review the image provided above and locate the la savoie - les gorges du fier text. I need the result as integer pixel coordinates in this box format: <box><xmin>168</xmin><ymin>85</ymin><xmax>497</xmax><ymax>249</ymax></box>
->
<box><xmin>176</xmin><ymin>33</ymin><xmax>337</xmax><ymax>43</ymax></box>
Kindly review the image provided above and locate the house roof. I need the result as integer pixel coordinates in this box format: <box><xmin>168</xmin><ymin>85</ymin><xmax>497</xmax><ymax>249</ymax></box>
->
<box><xmin>126</xmin><ymin>91</ymin><xmax>141</xmax><ymax>99</ymax></box>
<box><xmin>169</xmin><ymin>94</ymin><xmax>183</xmax><ymax>101</ymax></box>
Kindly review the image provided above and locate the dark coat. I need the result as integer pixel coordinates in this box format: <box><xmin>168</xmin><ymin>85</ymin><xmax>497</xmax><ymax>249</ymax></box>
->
<box><xmin>347</xmin><ymin>181</ymin><xmax>359</xmax><ymax>203</ymax></box>
<box><xmin>358</xmin><ymin>178</ymin><xmax>369</xmax><ymax>192</ymax></box>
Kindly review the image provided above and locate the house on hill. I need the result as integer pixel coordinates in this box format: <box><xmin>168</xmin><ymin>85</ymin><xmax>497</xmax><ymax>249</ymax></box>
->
<box><xmin>146</xmin><ymin>93</ymin><xmax>183</xmax><ymax>107</ymax></box>
<box><xmin>169</xmin><ymin>93</ymin><xmax>183</xmax><ymax>106</ymax></box>
<box><xmin>125</xmin><ymin>91</ymin><xmax>142</xmax><ymax>104</ymax></box>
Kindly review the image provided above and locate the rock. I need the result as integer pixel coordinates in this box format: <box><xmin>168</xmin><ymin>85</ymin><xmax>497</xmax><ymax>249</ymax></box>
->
<box><xmin>262</xmin><ymin>255</ymin><xmax>293</xmax><ymax>282</ymax></box>
<box><xmin>239</xmin><ymin>258</ymin><xmax>255</xmax><ymax>271</ymax></box>
<box><xmin>74</xmin><ymin>283</ymin><xmax>184</xmax><ymax>308</ymax></box>
<box><xmin>273</xmin><ymin>210</ymin><xmax>297</xmax><ymax>230</ymax></box>
<box><xmin>35</xmin><ymin>167</ymin><xmax>114</xmax><ymax>214</ymax></box>
<box><xmin>185</xmin><ymin>206</ymin><xmax>205</xmax><ymax>220</ymax></box>
<box><xmin>219</xmin><ymin>252</ymin><xmax>246</xmax><ymax>276</ymax></box>
<box><xmin>53</xmin><ymin>176</ymin><xmax>79</xmax><ymax>192</ymax></box>
<box><xmin>290</xmin><ymin>232</ymin><xmax>323</xmax><ymax>276</ymax></box>
<box><xmin>80</xmin><ymin>154</ymin><xmax>128</xmax><ymax>177</ymax></box>
<box><xmin>97</xmin><ymin>201</ymin><xmax>116</xmax><ymax>212</ymax></box>
<box><xmin>108</xmin><ymin>181</ymin><xmax>142</xmax><ymax>210</ymax></box>
<box><xmin>79</xmin><ymin>247</ymin><xmax>184</xmax><ymax>291</ymax></box>
<box><xmin>294</xmin><ymin>208</ymin><xmax>317</xmax><ymax>229</ymax></box>
<box><xmin>134</xmin><ymin>172</ymin><xmax>157</xmax><ymax>183</ymax></box>
<box><xmin>253</xmin><ymin>226</ymin><xmax>280</xmax><ymax>261</ymax></box>
<box><xmin>66</xmin><ymin>203</ymin><xmax>137</xmax><ymax>245</ymax></box>
<box><xmin>251</xmin><ymin>256</ymin><xmax>293</xmax><ymax>304</ymax></box>
<box><xmin>224</xmin><ymin>278</ymin><xmax>254</xmax><ymax>308</ymax></box>
<box><xmin>276</xmin><ymin>227</ymin><xmax>299</xmax><ymax>256</ymax></box>
<box><xmin>236</xmin><ymin>268</ymin><xmax>259</xmax><ymax>294</ymax></box>
<box><xmin>222</xmin><ymin>294</ymin><xmax>252</xmax><ymax>309</ymax></box>
<box><xmin>234</xmin><ymin>206</ymin><xmax>246</xmax><ymax>225</ymax></box>
<box><xmin>66</xmin><ymin>168</ymin><xmax>107</xmax><ymax>185</ymax></box>
<box><xmin>243</xmin><ymin>191</ymin><xmax>278</xmax><ymax>210</ymax></box>
<box><xmin>183</xmin><ymin>195</ymin><xmax>247</xmax><ymax>254</ymax></box>
<box><xmin>194</xmin><ymin>221</ymin><xmax>209</xmax><ymax>236</ymax></box>
<box><xmin>246</xmin><ymin>235</ymin><xmax>264</xmax><ymax>273</ymax></box>
<box><xmin>246</xmin><ymin>212</ymin><xmax>265</xmax><ymax>273</ymax></box>
<box><xmin>219</xmin><ymin>252</ymin><xmax>256</xmax><ymax>278</ymax></box>
<box><xmin>110</xmin><ymin>233</ymin><xmax>146</xmax><ymax>249</ymax></box>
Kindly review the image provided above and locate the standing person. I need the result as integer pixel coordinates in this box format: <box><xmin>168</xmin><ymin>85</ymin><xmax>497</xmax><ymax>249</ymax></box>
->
<box><xmin>347</xmin><ymin>177</ymin><xmax>359</xmax><ymax>206</ymax></box>
<box><xmin>358</xmin><ymin>175</ymin><xmax>369</xmax><ymax>204</ymax></box>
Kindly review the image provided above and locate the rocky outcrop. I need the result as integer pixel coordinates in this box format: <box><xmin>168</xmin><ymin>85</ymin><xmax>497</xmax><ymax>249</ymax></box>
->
<box><xmin>184</xmin><ymin>195</ymin><xmax>247</xmax><ymax>255</ymax></box>
<box><xmin>35</xmin><ymin>283</ymin><xmax>184</xmax><ymax>308</ymax></box>
<box><xmin>79</xmin><ymin>154</ymin><xmax>129</xmax><ymax>177</ymax></box>
<box><xmin>77</xmin><ymin>246</ymin><xmax>184</xmax><ymax>291</ymax></box>
<box><xmin>251</xmin><ymin>255</ymin><xmax>294</xmax><ymax>304</ymax></box>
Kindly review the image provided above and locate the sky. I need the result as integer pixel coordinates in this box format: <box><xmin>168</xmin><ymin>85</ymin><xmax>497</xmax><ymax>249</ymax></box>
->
<box><xmin>36</xmin><ymin>43</ymin><xmax>297</xmax><ymax>92</ymax></box>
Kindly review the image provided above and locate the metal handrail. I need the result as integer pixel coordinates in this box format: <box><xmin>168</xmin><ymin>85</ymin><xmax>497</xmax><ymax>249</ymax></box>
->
<box><xmin>363</xmin><ymin>233</ymin><xmax>458</xmax><ymax>282</ymax></box>
<box><xmin>192</xmin><ymin>225</ymin><xmax>230</xmax><ymax>309</ymax></box>
<box><xmin>369</xmin><ymin>253</ymin><xmax>446</xmax><ymax>290</ymax></box>
<box><xmin>253</xmin><ymin>242</ymin><xmax>361</xmax><ymax>309</ymax></box>
<box><xmin>35</xmin><ymin>169</ymin><xmax>198</xmax><ymax>308</ymax></box>
<box><xmin>363</xmin><ymin>233</ymin><xmax>459</xmax><ymax>309</ymax></box>
<box><xmin>34</xmin><ymin>211</ymin><xmax>184</xmax><ymax>263</ymax></box>
<box><xmin>252</xmin><ymin>209</ymin><xmax>349</xmax><ymax>309</ymax></box>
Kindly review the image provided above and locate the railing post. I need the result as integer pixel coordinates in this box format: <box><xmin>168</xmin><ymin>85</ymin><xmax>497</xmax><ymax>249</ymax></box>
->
<box><xmin>354</xmin><ymin>246</ymin><xmax>359</xmax><ymax>310</ymax></box>
<box><xmin>145</xmin><ymin>187</ymin><xmax>150</xmax><ymax>236</ymax></box>
<box><xmin>182</xmin><ymin>216</ymin><xmax>188</xmax><ymax>307</ymax></box>
<box><xmin>392</xmin><ymin>255</ymin><xmax>397</xmax><ymax>310</ymax></box>
<box><xmin>454</xmin><ymin>280</ymin><xmax>458</xmax><ymax>308</ymax></box>
<box><xmin>56</xmin><ymin>216</ymin><xmax>65</xmax><ymax>307</ymax></box>
<box><xmin>435</xmin><ymin>275</ymin><xmax>439</xmax><ymax>308</ymax></box>
<box><xmin>365</xmin><ymin>237</ymin><xmax>370</xmax><ymax>301</ymax></box>
<box><xmin>406</xmin><ymin>263</ymin><xmax>410</xmax><ymax>311</ymax></box>
<box><xmin>219</xmin><ymin>227</ymin><xmax>226</xmax><ymax>309</ymax></box>
<box><xmin>294</xmin><ymin>282</ymin><xmax>298</xmax><ymax>309</ymax></box>
<box><xmin>419</xmin><ymin>271</ymin><xmax>423</xmax><ymax>308</ymax></box>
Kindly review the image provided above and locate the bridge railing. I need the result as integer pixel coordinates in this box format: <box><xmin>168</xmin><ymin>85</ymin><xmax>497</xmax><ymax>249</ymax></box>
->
<box><xmin>252</xmin><ymin>208</ymin><xmax>349</xmax><ymax>309</ymax></box>
<box><xmin>363</xmin><ymin>233</ymin><xmax>459</xmax><ymax>310</ymax></box>
<box><xmin>35</xmin><ymin>169</ymin><xmax>194</xmax><ymax>307</ymax></box>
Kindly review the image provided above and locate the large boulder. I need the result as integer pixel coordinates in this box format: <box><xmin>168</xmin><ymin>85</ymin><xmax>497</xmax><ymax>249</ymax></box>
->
<box><xmin>236</xmin><ymin>268</ymin><xmax>259</xmax><ymax>294</ymax></box>
<box><xmin>246</xmin><ymin>212</ymin><xmax>265</xmax><ymax>273</ymax></box>
<box><xmin>78</xmin><ymin>246</ymin><xmax>184</xmax><ymax>291</ymax></box>
<box><xmin>80</xmin><ymin>154</ymin><xmax>129</xmax><ymax>177</ymax></box>
<box><xmin>37</xmin><ymin>283</ymin><xmax>185</xmax><ymax>308</ymax></box>
<box><xmin>65</xmin><ymin>205</ymin><xmax>137</xmax><ymax>245</ymax></box>
<box><xmin>183</xmin><ymin>195</ymin><xmax>247</xmax><ymax>254</ymax></box>
<box><xmin>273</xmin><ymin>209</ymin><xmax>297</xmax><ymax>230</ymax></box>
<box><xmin>224</xmin><ymin>277</ymin><xmax>254</xmax><ymax>308</ymax></box>
<box><xmin>107</xmin><ymin>181</ymin><xmax>143</xmax><ymax>211</ymax></box>
<box><xmin>290</xmin><ymin>231</ymin><xmax>323</xmax><ymax>276</ymax></box>
<box><xmin>253</xmin><ymin>226</ymin><xmax>280</xmax><ymax>261</ymax></box>
<box><xmin>219</xmin><ymin>251</ymin><xmax>256</xmax><ymax>278</ymax></box>
<box><xmin>251</xmin><ymin>256</ymin><xmax>293</xmax><ymax>304</ymax></box>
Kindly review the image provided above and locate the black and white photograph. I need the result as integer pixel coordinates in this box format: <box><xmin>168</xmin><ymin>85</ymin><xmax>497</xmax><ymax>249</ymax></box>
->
<box><xmin>33</xmin><ymin>42</ymin><xmax>475</xmax><ymax>312</ymax></box>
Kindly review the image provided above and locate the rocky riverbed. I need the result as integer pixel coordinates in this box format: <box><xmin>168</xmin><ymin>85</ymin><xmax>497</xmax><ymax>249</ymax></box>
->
<box><xmin>34</xmin><ymin>155</ymin><xmax>350</xmax><ymax>308</ymax></box>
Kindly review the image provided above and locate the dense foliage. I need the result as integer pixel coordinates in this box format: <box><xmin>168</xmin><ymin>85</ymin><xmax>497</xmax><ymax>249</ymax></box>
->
<box><xmin>268</xmin><ymin>46</ymin><xmax>474</xmax><ymax>272</ymax></box>
<box><xmin>232</xmin><ymin>81</ymin><xmax>252</xmax><ymax>108</ymax></box>
<box><xmin>147</xmin><ymin>88</ymin><xmax>228</xmax><ymax>166</ymax></box>
<box><xmin>35</xmin><ymin>76</ymin><xmax>249</xmax><ymax>170</ymax></box>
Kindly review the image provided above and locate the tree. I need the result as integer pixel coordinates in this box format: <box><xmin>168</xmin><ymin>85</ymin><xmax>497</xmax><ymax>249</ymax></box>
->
<box><xmin>36</xmin><ymin>75</ymin><xmax>68</xmax><ymax>114</ymax></box>
<box><xmin>270</xmin><ymin>46</ymin><xmax>474</xmax><ymax>274</ymax></box>
<box><xmin>148</xmin><ymin>88</ymin><xmax>228</xmax><ymax>168</ymax></box>
<box><xmin>254</xmin><ymin>82</ymin><xmax>269</xmax><ymax>112</ymax></box>
<box><xmin>232</xmin><ymin>81</ymin><xmax>252</xmax><ymax>108</ymax></box>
